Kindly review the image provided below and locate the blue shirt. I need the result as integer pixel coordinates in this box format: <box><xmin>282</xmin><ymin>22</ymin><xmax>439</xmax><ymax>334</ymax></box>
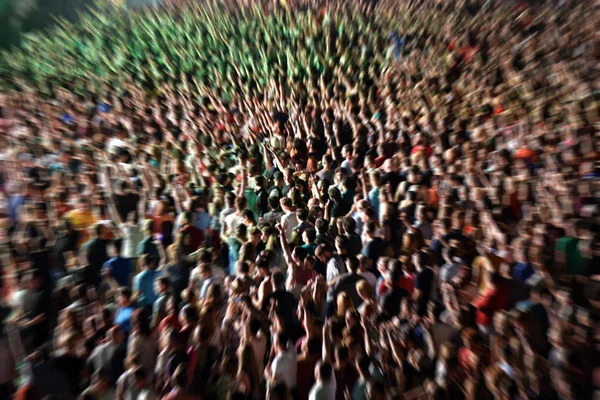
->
<box><xmin>512</xmin><ymin>262</ymin><xmax>534</xmax><ymax>282</ymax></box>
<box><xmin>368</xmin><ymin>187</ymin><xmax>380</xmax><ymax>218</ymax></box>
<box><xmin>115</xmin><ymin>306</ymin><xmax>134</xmax><ymax>333</ymax></box>
<box><xmin>8</xmin><ymin>194</ymin><xmax>25</xmax><ymax>222</ymax></box>
<box><xmin>103</xmin><ymin>256</ymin><xmax>133</xmax><ymax>287</ymax></box>
<box><xmin>133</xmin><ymin>269</ymin><xmax>162</xmax><ymax>307</ymax></box>
<box><xmin>194</xmin><ymin>211</ymin><xmax>212</xmax><ymax>232</ymax></box>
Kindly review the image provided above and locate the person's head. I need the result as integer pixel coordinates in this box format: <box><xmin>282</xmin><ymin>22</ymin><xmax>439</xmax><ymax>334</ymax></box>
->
<box><xmin>335</xmin><ymin>235</ymin><xmax>349</xmax><ymax>255</ymax></box>
<box><xmin>132</xmin><ymin>308</ymin><xmax>151</xmax><ymax>336</ymax></box>
<box><xmin>168</xmin><ymin>329</ymin><xmax>184</xmax><ymax>351</ymax></box>
<box><xmin>179</xmin><ymin>304</ymin><xmax>198</xmax><ymax>327</ymax></box>
<box><xmin>91</xmin><ymin>368</ymin><xmax>110</xmax><ymax>390</ymax></box>
<box><xmin>272</xmin><ymin>271</ymin><xmax>285</xmax><ymax>291</ymax></box>
<box><xmin>254</xmin><ymin>175</ymin><xmax>266</xmax><ymax>189</ymax></box>
<box><xmin>315</xmin><ymin>243</ymin><xmax>333</xmax><ymax>263</ymax></box>
<box><xmin>133</xmin><ymin>366</ymin><xmax>148</xmax><ymax>389</ymax></box>
<box><xmin>268</xmin><ymin>196</ymin><xmax>281</xmax><ymax>211</ymax></box>
<box><xmin>292</xmin><ymin>246</ymin><xmax>308</xmax><ymax>265</ymax></box>
<box><xmin>280</xmin><ymin>197</ymin><xmax>293</xmax><ymax>212</ymax></box>
<box><xmin>181</xmin><ymin>211</ymin><xmax>193</xmax><ymax>227</ymax></box>
<box><xmin>386</xmin><ymin>259</ymin><xmax>403</xmax><ymax>286</ymax></box>
<box><xmin>336</xmin><ymin>292</ymin><xmax>353</xmax><ymax>318</ymax></box>
<box><xmin>302</xmin><ymin>228</ymin><xmax>316</xmax><ymax>245</ymax></box>
<box><xmin>109</xmin><ymin>326</ymin><xmax>125</xmax><ymax>345</ymax></box>
<box><xmin>142</xmin><ymin>219</ymin><xmax>154</xmax><ymax>235</ymax></box>
<box><xmin>296</xmin><ymin>208</ymin><xmax>309</xmax><ymax>222</ymax></box>
<box><xmin>155</xmin><ymin>276</ymin><xmax>171</xmax><ymax>296</ymax></box>
<box><xmin>94</xmin><ymin>223</ymin><xmax>108</xmax><ymax>239</ymax></box>
<box><xmin>77</xmin><ymin>198</ymin><xmax>91</xmax><ymax>213</ymax></box>
<box><xmin>314</xmin><ymin>360</ymin><xmax>333</xmax><ymax>383</ymax></box>
<box><xmin>118</xmin><ymin>288</ymin><xmax>132</xmax><ymax>307</ymax></box>
<box><xmin>322</xmin><ymin>154</ymin><xmax>333</xmax><ymax>170</ymax></box>
<box><xmin>364</xmin><ymin>221</ymin><xmax>377</xmax><ymax>238</ymax></box>
<box><xmin>235</xmin><ymin>196</ymin><xmax>247</xmax><ymax>213</ymax></box>
<box><xmin>239</xmin><ymin>208</ymin><xmax>254</xmax><ymax>226</ymax></box>
<box><xmin>225</xmin><ymin>191</ymin><xmax>236</xmax><ymax>208</ymax></box>
<box><xmin>346</xmin><ymin>255</ymin><xmax>360</xmax><ymax>273</ymax></box>
<box><xmin>141</xmin><ymin>254</ymin><xmax>158</xmax><ymax>270</ymax></box>
<box><xmin>356</xmin><ymin>279</ymin><xmax>374</xmax><ymax>301</ymax></box>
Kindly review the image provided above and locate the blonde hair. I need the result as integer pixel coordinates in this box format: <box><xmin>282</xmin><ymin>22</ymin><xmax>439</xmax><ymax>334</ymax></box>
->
<box><xmin>336</xmin><ymin>292</ymin><xmax>354</xmax><ymax>318</ymax></box>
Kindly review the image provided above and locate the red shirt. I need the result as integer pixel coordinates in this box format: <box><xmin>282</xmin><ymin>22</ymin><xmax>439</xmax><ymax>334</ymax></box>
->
<box><xmin>398</xmin><ymin>274</ymin><xmax>415</xmax><ymax>296</ymax></box>
<box><xmin>473</xmin><ymin>280</ymin><xmax>509</xmax><ymax>326</ymax></box>
<box><xmin>180</xmin><ymin>225</ymin><xmax>204</xmax><ymax>251</ymax></box>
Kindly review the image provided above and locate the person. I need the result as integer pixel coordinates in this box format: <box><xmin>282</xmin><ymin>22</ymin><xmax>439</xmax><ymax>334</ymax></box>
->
<box><xmin>268</xmin><ymin>331</ymin><xmax>297</xmax><ymax>395</ymax></box>
<box><xmin>80</xmin><ymin>368</ymin><xmax>115</xmax><ymax>400</ymax></box>
<box><xmin>19</xmin><ymin>269</ymin><xmax>52</xmax><ymax>351</ymax></box>
<box><xmin>331</xmin><ymin>256</ymin><xmax>367</xmax><ymax>310</ymax></box>
<box><xmin>309</xmin><ymin>360</ymin><xmax>336</xmax><ymax>400</ymax></box>
<box><xmin>114</xmin><ymin>288</ymin><xmax>136</xmax><ymax>334</ymax></box>
<box><xmin>65</xmin><ymin>198</ymin><xmax>98</xmax><ymax>248</ymax></box>
<box><xmin>128</xmin><ymin>309</ymin><xmax>157</xmax><ymax>385</ymax></box>
<box><xmin>133</xmin><ymin>254</ymin><xmax>162</xmax><ymax>313</ymax></box>
<box><xmin>153</xmin><ymin>276</ymin><xmax>172</xmax><ymax>326</ymax></box>
<box><xmin>86</xmin><ymin>327</ymin><xmax>126</xmax><ymax>385</ymax></box>
<box><xmin>103</xmin><ymin>238</ymin><xmax>134</xmax><ymax>287</ymax></box>
<box><xmin>85</xmin><ymin>223</ymin><xmax>112</xmax><ymax>287</ymax></box>
<box><xmin>279</xmin><ymin>198</ymin><xmax>298</xmax><ymax>243</ymax></box>
<box><xmin>379</xmin><ymin>260</ymin><xmax>407</xmax><ymax>320</ymax></box>
<box><xmin>137</xmin><ymin>220</ymin><xmax>162</xmax><ymax>262</ymax></box>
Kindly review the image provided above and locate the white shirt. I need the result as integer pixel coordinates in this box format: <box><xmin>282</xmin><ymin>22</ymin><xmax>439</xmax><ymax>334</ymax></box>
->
<box><xmin>326</xmin><ymin>255</ymin><xmax>346</xmax><ymax>284</ymax></box>
<box><xmin>309</xmin><ymin>378</ymin><xmax>337</xmax><ymax>400</ymax></box>
<box><xmin>360</xmin><ymin>271</ymin><xmax>377</xmax><ymax>287</ymax></box>
<box><xmin>270</xmin><ymin>345</ymin><xmax>297</xmax><ymax>389</ymax></box>
<box><xmin>280</xmin><ymin>211</ymin><xmax>298</xmax><ymax>242</ymax></box>
<box><xmin>224</xmin><ymin>212</ymin><xmax>242</xmax><ymax>237</ymax></box>
<box><xmin>219</xmin><ymin>207</ymin><xmax>236</xmax><ymax>230</ymax></box>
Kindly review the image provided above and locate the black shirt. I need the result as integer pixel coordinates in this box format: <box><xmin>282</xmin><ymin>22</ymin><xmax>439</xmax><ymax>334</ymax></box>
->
<box><xmin>85</xmin><ymin>238</ymin><xmax>110</xmax><ymax>286</ymax></box>
<box><xmin>362</xmin><ymin>237</ymin><xmax>385</xmax><ymax>268</ymax></box>
<box><xmin>380</xmin><ymin>286</ymin><xmax>407</xmax><ymax>320</ymax></box>
<box><xmin>115</xmin><ymin>192</ymin><xmax>140</xmax><ymax>222</ymax></box>
<box><xmin>332</xmin><ymin>273</ymin><xmax>367</xmax><ymax>309</ymax></box>
<box><xmin>414</xmin><ymin>267</ymin><xmax>434</xmax><ymax>316</ymax></box>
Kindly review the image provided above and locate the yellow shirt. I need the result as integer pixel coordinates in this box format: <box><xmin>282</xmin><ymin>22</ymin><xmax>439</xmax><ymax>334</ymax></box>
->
<box><xmin>65</xmin><ymin>209</ymin><xmax>98</xmax><ymax>247</ymax></box>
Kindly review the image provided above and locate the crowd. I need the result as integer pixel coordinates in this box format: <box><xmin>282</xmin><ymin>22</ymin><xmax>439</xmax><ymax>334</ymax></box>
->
<box><xmin>0</xmin><ymin>0</ymin><xmax>598</xmax><ymax>399</ymax></box>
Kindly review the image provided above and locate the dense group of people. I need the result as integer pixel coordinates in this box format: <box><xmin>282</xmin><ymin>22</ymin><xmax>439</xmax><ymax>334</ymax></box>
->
<box><xmin>0</xmin><ymin>0</ymin><xmax>598</xmax><ymax>399</ymax></box>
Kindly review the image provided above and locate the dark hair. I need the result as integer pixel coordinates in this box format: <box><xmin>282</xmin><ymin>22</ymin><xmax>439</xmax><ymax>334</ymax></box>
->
<box><xmin>304</xmin><ymin>228</ymin><xmax>316</xmax><ymax>242</ymax></box>
<box><xmin>335</xmin><ymin>345</ymin><xmax>349</xmax><ymax>362</ymax></box>
<box><xmin>356</xmin><ymin>355</ymin><xmax>371</xmax><ymax>375</ymax></box>
<box><xmin>343</xmin><ymin>217</ymin><xmax>356</xmax><ymax>234</ymax></box>
<box><xmin>307</xmin><ymin>337</ymin><xmax>322</xmax><ymax>356</ymax></box>
<box><xmin>250</xmin><ymin>319</ymin><xmax>261</xmax><ymax>335</ymax></box>
<box><xmin>120</xmin><ymin>287</ymin><xmax>132</xmax><ymax>300</ymax></box>
<box><xmin>317</xmin><ymin>360</ymin><xmax>333</xmax><ymax>381</ymax></box>
<box><xmin>346</xmin><ymin>256</ymin><xmax>360</xmax><ymax>272</ymax></box>
<box><xmin>276</xmin><ymin>331</ymin><xmax>289</xmax><ymax>348</ymax></box>
<box><xmin>296</xmin><ymin>208</ymin><xmax>309</xmax><ymax>221</ymax></box>
<box><xmin>268</xmin><ymin>196</ymin><xmax>280</xmax><ymax>210</ymax></box>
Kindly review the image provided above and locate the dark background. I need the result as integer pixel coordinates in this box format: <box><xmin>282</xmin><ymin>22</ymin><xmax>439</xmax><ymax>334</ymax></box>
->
<box><xmin>0</xmin><ymin>0</ymin><xmax>97</xmax><ymax>49</ymax></box>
